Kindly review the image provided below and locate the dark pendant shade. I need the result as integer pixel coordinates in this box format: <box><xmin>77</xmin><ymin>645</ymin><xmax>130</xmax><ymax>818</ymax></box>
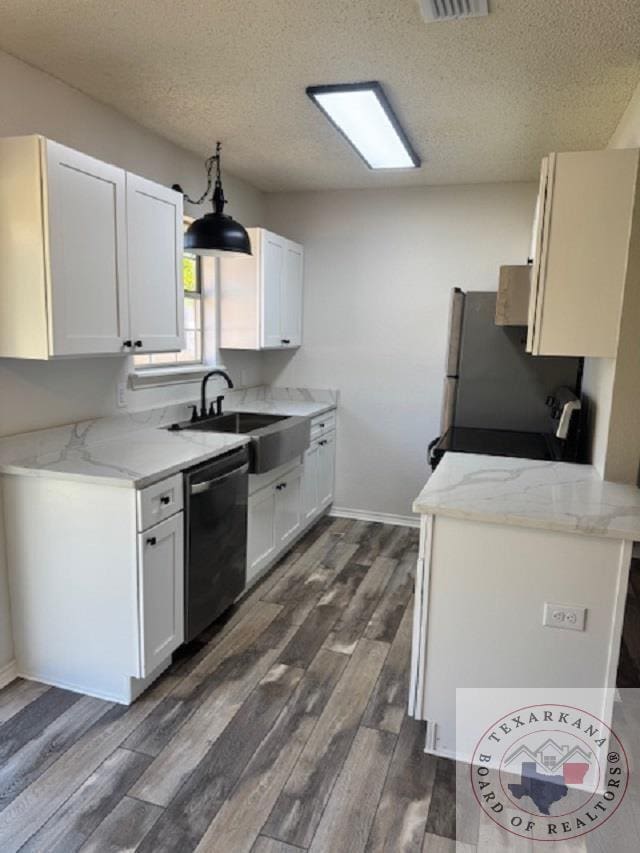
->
<box><xmin>174</xmin><ymin>141</ymin><xmax>252</xmax><ymax>257</ymax></box>
<box><xmin>184</xmin><ymin>212</ymin><xmax>251</xmax><ymax>257</ymax></box>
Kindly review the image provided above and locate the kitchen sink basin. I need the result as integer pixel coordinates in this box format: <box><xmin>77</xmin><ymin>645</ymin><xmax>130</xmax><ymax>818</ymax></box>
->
<box><xmin>202</xmin><ymin>412</ymin><xmax>289</xmax><ymax>434</ymax></box>
<box><xmin>169</xmin><ymin>411</ymin><xmax>311</xmax><ymax>474</ymax></box>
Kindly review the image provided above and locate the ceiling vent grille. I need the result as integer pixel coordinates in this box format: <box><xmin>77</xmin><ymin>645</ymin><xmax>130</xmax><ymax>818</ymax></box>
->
<box><xmin>419</xmin><ymin>0</ymin><xmax>489</xmax><ymax>22</ymax></box>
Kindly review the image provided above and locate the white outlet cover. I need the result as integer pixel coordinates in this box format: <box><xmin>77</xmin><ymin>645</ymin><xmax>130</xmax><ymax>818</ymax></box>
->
<box><xmin>543</xmin><ymin>602</ymin><xmax>586</xmax><ymax>632</ymax></box>
<box><xmin>116</xmin><ymin>382</ymin><xmax>127</xmax><ymax>408</ymax></box>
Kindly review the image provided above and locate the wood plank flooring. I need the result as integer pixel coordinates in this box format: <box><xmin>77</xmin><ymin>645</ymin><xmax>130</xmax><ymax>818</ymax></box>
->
<box><xmin>0</xmin><ymin>516</ymin><xmax>442</xmax><ymax>853</ymax></box>
<box><xmin>2</xmin><ymin>520</ymin><xmax>640</xmax><ymax>851</ymax></box>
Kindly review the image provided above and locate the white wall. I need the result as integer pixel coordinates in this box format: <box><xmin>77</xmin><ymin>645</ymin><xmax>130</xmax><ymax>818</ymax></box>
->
<box><xmin>265</xmin><ymin>183</ymin><xmax>537</xmax><ymax>519</ymax></box>
<box><xmin>0</xmin><ymin>50</ymin><xmax>266</xmax><ymax>671</ymax></box>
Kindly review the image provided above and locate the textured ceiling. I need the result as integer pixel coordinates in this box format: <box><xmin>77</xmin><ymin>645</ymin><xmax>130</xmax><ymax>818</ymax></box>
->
<box><xmin>0</xmin><ymin>0</ymin><xmax>639</xmax><ymax>191</ymax></box>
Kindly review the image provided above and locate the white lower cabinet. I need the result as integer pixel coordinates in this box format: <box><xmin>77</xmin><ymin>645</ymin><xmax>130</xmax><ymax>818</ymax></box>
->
<box><xmin>247</xmin><ymin>413</ymin><xmax>337</xmax><ymax>587</ymax></box>
<box><xmin>137</xmin><ymin>513</ymin><xmax>184</xmax><ymax>677</ymax></box>
<box><xmin>275</xmin><ymin>465</ymin><xmax>303</xmax><ymax>546</ymax></box>
<box><xmin>247</xmin><ymin>483</ymin><xmax>279</xmax><ymax>584</ymax></box>
<box><xmin>3</xmin><ymin>471</ymin><xmax>185</xmax><ymax>704</ymax></box>
<box><xmin>317</xmin><ymin>432</ymin><xmax>336</xmax><ymax>508</ymax></box>
<box><xmin>247</xmin><ymin>462</ymin><xmax>303</xmax><ymax>586</ymax></box>
<box><xmin>302</xmin><ymin>441</ymin><xmax>320</xmax><ymax>521</ymax></box>
<box><xmin>302</xmin><ymin>432</ymin><xmax>335</xmax><ymax>520</ymax></box>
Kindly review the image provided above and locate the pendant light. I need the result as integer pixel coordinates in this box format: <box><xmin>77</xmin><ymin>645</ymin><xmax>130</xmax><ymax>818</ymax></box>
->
<box><xmin>172</xmin><ymin>142</ymin><xmax>251</xmax><ymax>256</ymax></box>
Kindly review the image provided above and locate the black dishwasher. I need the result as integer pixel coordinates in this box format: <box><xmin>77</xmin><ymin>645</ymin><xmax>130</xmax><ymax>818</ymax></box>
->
<box><xmin>183</xmin><ymin>446</ymin><xmax>248</xmax><ymax>642</ymax></box>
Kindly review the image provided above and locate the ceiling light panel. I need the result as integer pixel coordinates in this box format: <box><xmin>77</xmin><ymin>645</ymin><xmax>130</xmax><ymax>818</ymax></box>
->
<box><xmin>306</xmin><ymin>82</ymin><xmax>421</xmax><ymax>170</ymax></box>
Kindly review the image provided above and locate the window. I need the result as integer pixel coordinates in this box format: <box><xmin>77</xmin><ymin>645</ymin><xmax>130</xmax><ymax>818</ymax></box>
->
<box><xmin>134</xmin><ymin>235</ymin><xmax>204</xmax><ymax>369</ymax></box>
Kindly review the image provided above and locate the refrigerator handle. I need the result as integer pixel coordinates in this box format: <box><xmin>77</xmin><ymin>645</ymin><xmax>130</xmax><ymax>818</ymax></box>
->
<box><xmin>446</xmin><ymin>288</ymin><xmax>465</xmax><ymax>377</ymax></box>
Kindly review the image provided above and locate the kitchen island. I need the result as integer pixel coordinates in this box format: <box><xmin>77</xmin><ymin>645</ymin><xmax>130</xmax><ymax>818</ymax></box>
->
<box><xmin>409</xmin><ymin>452</ymin><xmax>640</xmax><ymax>761</ymax></box>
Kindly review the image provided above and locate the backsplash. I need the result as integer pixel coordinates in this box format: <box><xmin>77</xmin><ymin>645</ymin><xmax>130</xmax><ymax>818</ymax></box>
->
<box><xmin>227</xmin><ymin>385</ymin><xmax>338</xmax><ymax>405</ymax></box>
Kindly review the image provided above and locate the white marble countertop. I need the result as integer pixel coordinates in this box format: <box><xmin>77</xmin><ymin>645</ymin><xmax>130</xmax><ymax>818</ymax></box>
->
<box><xmin>0</xmin><ymin>426</ymin><xmax>252</xmax><ymax>489</ymax></box>
<box><xmin>413</xmin><ymin>452</ymin><xmax>640</xmax><ymax>541</ymax></box>
<box><xmin>0</xmin><ymin>386</ymin><xmax>337</xmax><ymax>489</ymax></box>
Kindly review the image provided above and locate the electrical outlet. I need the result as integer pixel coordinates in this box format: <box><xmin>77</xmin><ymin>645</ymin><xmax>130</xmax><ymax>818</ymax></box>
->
<box><xmin>543</xmin><ymin>603</ymin><xmax>587</xmax><ymax>632</ymax></box>
<box><xmin>116</xmin><ymin>382</ymin><xmax>127</xmax><ymax>408</ymax></box>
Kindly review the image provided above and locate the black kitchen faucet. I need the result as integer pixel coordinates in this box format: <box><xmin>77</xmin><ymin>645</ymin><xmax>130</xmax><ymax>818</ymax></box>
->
<box><xmin>194</xmin><ymin>369</ymin><xmax>234</xmax><ymax>420</ymax></box>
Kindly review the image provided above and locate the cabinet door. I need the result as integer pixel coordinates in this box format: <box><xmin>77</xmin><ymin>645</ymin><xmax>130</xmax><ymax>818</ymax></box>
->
<box><xmin>526</xmin><ymin>156</ymin><xmax>550</xmax><ymax>353</ymax></box>
<box><xmin>280</xmin><ymin>241</ymin><xmax>303</xmax><ymax>347</ymax></box>
<box><xmin>126</xmin><ymin>173</ymin><xmax>184</xmax><ymax>353</ymax></box>
<box><xmin>317</xmin><ymin>432</ymin><xmax>336</xmax><ymax>508</ymax></box>
<box><xmin>44</xmin><ymin>140</ymin><xmax>130</xmax><ymax>355</ymax></box>
<box><xmin>275</xmin><ymin>466</ymin><xmax>302</xmax><ymax>547</ymax></box>
<box><xmin>261</xmin><ymin>232</ymin><xmax>285</xmax><ymax>348</ymax></box>
<box><xmin>138</xmin><ymin>513</ymin><xmax>184</xmax><ymax>677</ymax></box>
<box><xmin>247</xmin><ymin>484</ymin><xmax>277</xmax><ymax>584</ymax></box>
<box><xmin>302</xmin><ymin>441</ymin><xmax>320</xmax><ymax>522</ymax></box>
<box><xmin>527</xmin><ymin>150</ymin><xmax>637</xmax><ymax>357</ymax></box>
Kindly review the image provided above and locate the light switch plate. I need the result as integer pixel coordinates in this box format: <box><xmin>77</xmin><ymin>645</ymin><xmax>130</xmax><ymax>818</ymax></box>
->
<box><xmin>543</xmin><ymin>603</ymin><xmax>587</xmax><ymax>632</ymax></box>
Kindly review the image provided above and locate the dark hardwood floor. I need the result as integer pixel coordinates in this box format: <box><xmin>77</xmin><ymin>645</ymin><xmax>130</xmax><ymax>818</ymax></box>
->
<box><xmin>0</xmin><ymin>516</ymin><xmax>459</xmax><ymax>853</ymax></box>
<box><xmin>3</xmin><ymin>519</ymin><xmax>640</xmax><ymax>852</ymax></box>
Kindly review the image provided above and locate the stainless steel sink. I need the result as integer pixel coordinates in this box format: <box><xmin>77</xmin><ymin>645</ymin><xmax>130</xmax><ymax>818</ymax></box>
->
<box><xmin>170</xmin><ymin>411</ymin><xmax>311</xmax><ymax>474</ymax></box>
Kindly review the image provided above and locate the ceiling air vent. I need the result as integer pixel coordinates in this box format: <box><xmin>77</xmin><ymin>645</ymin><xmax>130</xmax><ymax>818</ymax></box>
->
<box><xmin>419</xmin><ymin>0</ymin><xmax>489</xmax><ymax>22</ymax></box>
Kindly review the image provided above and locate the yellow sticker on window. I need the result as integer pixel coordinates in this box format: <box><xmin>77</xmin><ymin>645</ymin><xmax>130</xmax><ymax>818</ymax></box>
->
<box><xmin>183</xmin><ymin>254</ymin><xmax>198</xmax><ymax>292</ymax></box>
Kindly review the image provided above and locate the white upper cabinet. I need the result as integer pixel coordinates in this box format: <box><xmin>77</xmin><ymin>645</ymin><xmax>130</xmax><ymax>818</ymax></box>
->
<box><xmin>262</xmin><ymin>231</ymin><xmax>285</xmax><ymax>348</ymax></box>
<box><xmin>0</xmin><ymin>135</ymin><xmax>184</xmax><ymax>359</ymax></box>
<box><xmin>45</xmin><ymin>141</ymin><xmax>130</xmax><ymax>356</ymax></box>
<box><xmin>126</xmin><ymin>173</ymin><xmax>184</xmax><ymax>353</ymax></box>
<box><xmin>219</xmin><ymin>227</ymin><xmax>304</xmax><ymax>350</ymax></box>
<box><xmin>281</xmin><ymin>241</ymin><xmax>303</xmax><ymax>346</ymax></box>
<box><xmin>527</xmin><ymin>149</ymin><xmax>640</xmax><ymax>358</ymax></box>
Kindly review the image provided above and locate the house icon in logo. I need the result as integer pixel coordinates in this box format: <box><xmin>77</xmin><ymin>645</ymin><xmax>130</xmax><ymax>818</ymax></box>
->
<box><xmin>505</xmin><ymin>738</ymin><xmax>592</xmax><ymax>778</ymax></box>
<box><xmin>536</xmin><ymin>738</ymin><xmax>569</xmax><ymax>769</ymax></box>
<box><xmin>504</xmin><ymin>738</ymin><xmax>594</xmax><ymax>814</ymax></box>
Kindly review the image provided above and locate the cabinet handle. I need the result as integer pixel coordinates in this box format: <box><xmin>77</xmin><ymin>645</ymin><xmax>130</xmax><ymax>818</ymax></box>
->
<box><xmin>275</xmin><ymin>482</ymin><xmax>287</xmax><ymax>490</ymax></box>
<box><xmin>319</xmin><ymin>440</ymin><xmax>328</xmax><ymax>446</ymax></box>
<box><xmin>160</xmin><ymin>496</ymin><xmax>171</xmax><ymax>505</ymax></box>
<box><xmin>134</xmin><ymin>340</ymin><xmax>143</xmax><ymax>348</ymax></box>
<box><xmin>319</xmin><ymin>423</ymin><xmax>325</xmax><ymax>428</ymax></box>
<box><xmin>123</xmin><ymin>340</ymin><xmax>132</xmax><ymax>348</ymax></box>
<box><xmin>281</xmin><ymin>338</ymin><xmax>291</xmax><ymax>344</ymax></box>
<box><xmin>146</xmin><ymin>536</ymin><xmax>157</xmax><ymax>546</ymax></box>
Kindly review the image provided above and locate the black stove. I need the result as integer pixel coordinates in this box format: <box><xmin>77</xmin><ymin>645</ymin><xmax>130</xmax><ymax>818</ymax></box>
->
<box><xmin>428</xmin><ymin>387</ymin><xmax>587</xmax><ymax>471</ymax></box>
<box><xmin>429</xmin><ymin>427</ymin><xmax>563</xmax><ymax>469</ymax></box>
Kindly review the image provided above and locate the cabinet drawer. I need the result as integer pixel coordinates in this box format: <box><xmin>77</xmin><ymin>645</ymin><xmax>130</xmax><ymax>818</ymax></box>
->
<box><xmin>137</xmin><ymin>473</ymin><xmax>183</xmax><ymax>531</ymax></box>
<box><xmin>311</xmin><ymin>410</ymin><xmax>336</xmax><ymax>439</ymax></box>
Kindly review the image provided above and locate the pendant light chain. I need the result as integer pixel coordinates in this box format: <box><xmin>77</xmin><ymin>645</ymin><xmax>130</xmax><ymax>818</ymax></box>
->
<box><xmin>178</xmin><ymin>140</ymin><xmax>251</xmax><ymax>256</ymax></box>
<box><xmin>180</xmin><ymin>142</ymin><xmax>223</xmax><ymax>206</ymax></box>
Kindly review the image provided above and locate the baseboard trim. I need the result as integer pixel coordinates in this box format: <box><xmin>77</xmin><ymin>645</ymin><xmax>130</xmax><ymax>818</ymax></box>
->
<box><xmin>0</xmin><ymin>659</ymin><xmax>17</xmax><ymax>689</ymax></box>
<box><xmin>330</xmin><ymin>506</ymin><xmax>419</xmax><ymax>528</ymax></box>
